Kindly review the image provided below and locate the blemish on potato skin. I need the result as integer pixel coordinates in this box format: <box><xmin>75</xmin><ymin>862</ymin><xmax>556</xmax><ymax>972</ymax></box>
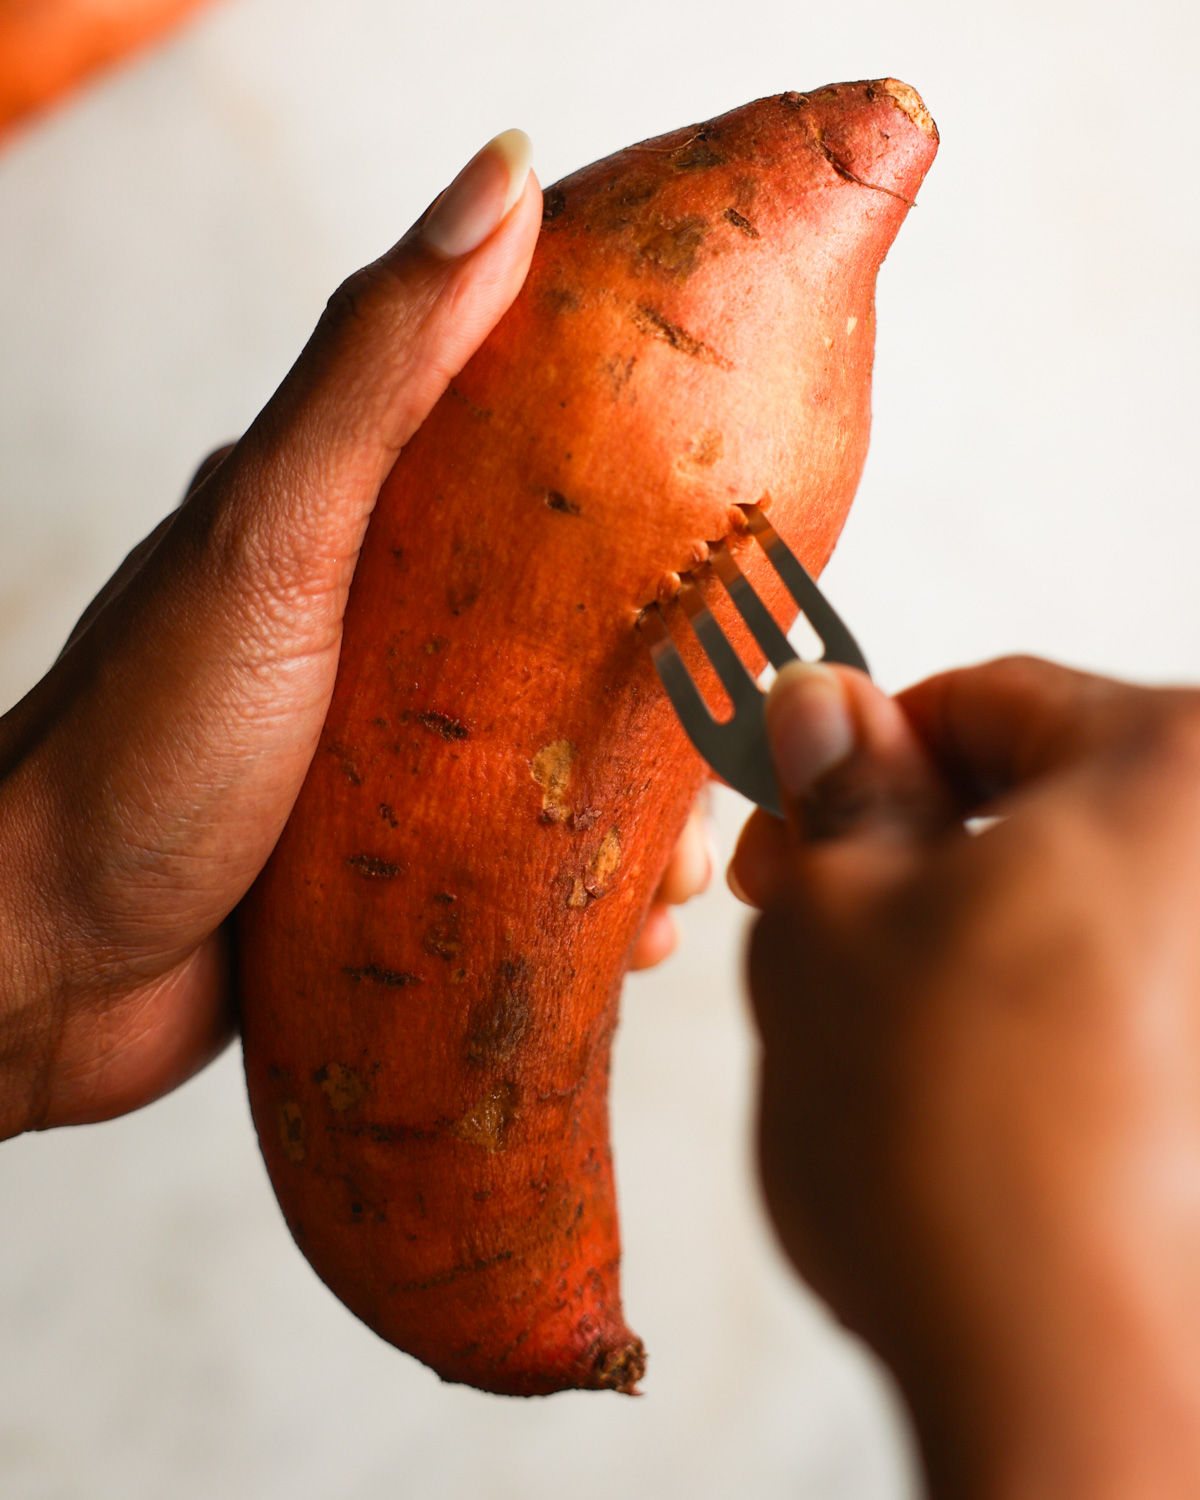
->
<box><xmin>346</xmin><ymin>853</ymin><xmax>403</xmax><ymax>879</ymax></box>
<box><xmin>424</xmin><ymin>924</ymin><xmax>463</xmax><ymax>961</ymax></box>
<box><xmin>343</xmin><ymin>964</ymin><xmax>421</xmax><ymax>987</ymax></box>
<box><xmin>314</xmin><ymin>1063</ymin><xmax>367</xmax><ymax>1112</ymax></box>
<box><xmin>531</xmin><ymin>739</ymin><xmax>577</xmax><ymax>821</ymax></box>
<box><xmin>418</xmin><ymin>711</ymin><xmax>469</xmax><ymax>741</ymax></box>
<box><xmin>566</xmin><ymin>828</ymin><xmax>623</xmax><ymax>909</ymax></box>
<box><xmin>684</xmin><ymin>430</ymin><xmax>723</xmax><ymax>468</ymax></box>
<box><xmin>586</xmin><ymin>828</ymin><xmax>622</xmax><ymax>897</ymax></box>
<box><xmin>466</xmin><ymin>961</ymin><xmax>532</xmax><ymax>1066</ymax></box>
<box><xmin>452</xmin><ymin>1082</ymin><xmax>519</xmax><ymax>1150</ymax></box>
<box><xmin>278</xmin><ymin>1103</ymin><xmax>306</xmax><ymax>1163</ymax></box>
<box><xmin>628</xmin><ymin>303</ymin><xmax>730</xmax><ymax>368</ymax></box>
<box><xmin>722</xmin><ymin>207</ymin><xmax>759</xmax><ymax>238</ymax></box>
<box><xmin>545</xmin><ymin>491</ymin><xmax>581</xmax><ymax>516</ymax></box>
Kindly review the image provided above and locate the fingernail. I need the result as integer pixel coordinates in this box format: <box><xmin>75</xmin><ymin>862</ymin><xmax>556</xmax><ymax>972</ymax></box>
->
<box><xmin>421</xmin><ymin>129</ymin><xmax>533</xmax><ymax>259</ymax></box>
<box><xmin>766</xmin><ymin>661</ymin><xmax>856</xmax><ymax>801</ymax></box>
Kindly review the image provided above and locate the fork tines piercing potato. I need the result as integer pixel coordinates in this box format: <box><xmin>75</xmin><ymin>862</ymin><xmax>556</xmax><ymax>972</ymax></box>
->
<box><xmin>238</xmin><ymin>79</ymin><xmax>939</xmax><ymax>1396</ymax></box>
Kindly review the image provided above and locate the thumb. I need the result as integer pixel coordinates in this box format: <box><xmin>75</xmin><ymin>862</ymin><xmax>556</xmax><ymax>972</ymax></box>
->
<box><xmin>205</xmin><ymin>128</ymin><xmax>541</xmax><ymax>626</ymax></box>
<box><xmin>2</xmin><ymin>130</ymin><xmax>543</xmax><ymax>966</ymax></box>
<box><xmin>730</xmin><ymin>662</ymin><xmax>958</xmax><ymax>914</ymax></box>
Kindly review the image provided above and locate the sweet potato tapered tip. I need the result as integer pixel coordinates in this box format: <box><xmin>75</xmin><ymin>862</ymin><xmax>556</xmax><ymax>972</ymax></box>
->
<box><xmin>239</xmin><ymin>79</ymin><xmax>937</xmax><ymax>1396</ymax></box>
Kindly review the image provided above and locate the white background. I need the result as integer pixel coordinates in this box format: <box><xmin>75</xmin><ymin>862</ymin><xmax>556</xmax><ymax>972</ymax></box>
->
<box><xmin>1</xmin><ymin>1</ymin><xmax>1196</xmax><ymax>1495</ymax></box>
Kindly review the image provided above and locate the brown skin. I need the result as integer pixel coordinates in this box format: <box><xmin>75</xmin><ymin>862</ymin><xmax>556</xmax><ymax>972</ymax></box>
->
<box><xmin>238</xmin><ymin>80</ymin><xmax>938</xmax><ymax>1395</ymax></box>
<box><xmin>733</xmin><ymin>658</ymin><xmax>1200</xmax><ymax>1498</ymax></box>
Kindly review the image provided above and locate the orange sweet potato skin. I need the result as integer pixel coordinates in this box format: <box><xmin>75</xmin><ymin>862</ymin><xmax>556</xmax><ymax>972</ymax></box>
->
<box><xmin>0</xmin><ymin>0</ymin><xmax>216</xmax><ymax>140</ymax></box>
<box><xmin>238</xmin><ymin>80</ymin><xmax>937</xmax><ymax>1395</ymax></box>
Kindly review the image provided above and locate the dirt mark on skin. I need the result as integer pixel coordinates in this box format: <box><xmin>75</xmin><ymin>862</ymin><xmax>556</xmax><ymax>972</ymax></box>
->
<box><xmin>683</xmin><ymin>430</ymin><xmax>724</xmax><ymax>468</ymax></box>
<box><xmin>346</xmin><ymin>854</ymin><xmax>403</xmax><ymax>879</ymax></box>
<box><xmin>418</xmin><ymin>711</ymin><xmax>469</xmax><ymax>741</ymax></box>
<box><xmin>278</xmin><ymin>1103</ymin><xmax>305</xmax><ymax>1163</ymax></box>
<box><xmin>567</xmin><ymin>827</ymin><xmax>623</xmax><ymax>908</ymax></box>
<box><xmin>723</xmin><ymin>207</ymin><xmax>759</xmax><ymax>238</ymax></box>
<box><xmin>632</xmin><ymin>214</ymin><xmax>710</xmax><ymax>280</ymax></box>
<box><xmin>587</xmin><ymin>828</ymin><xmax>622</xmax><ymax>896</ymax></box>
<box><xmin>531</xmin><ymin>739</ymin><xmax>577</xmax><ymax>821</ymax></box>
<box><xmin>545</xmin><ymin>491</ymin><xmax>581</xmax><ymax>515</ymax></box>
<box><xmin>314</xmin><ymin>1063</ymin><xmax>367</xmax><ymax>1112</ymax></box>
<box><xmin>467</xmin><ymin>961</ymin><xmax>532</xmax><ymax>1066</ymax></box>
<box><xmin>629</xmin><ymin>304</ymin><xmax>732</xmax><ymax>368</ymax></box>
<box><xmin>343</xmin><ymin>964</ymin><xmax>421</xmax><ymax>987</ymax></box>
<box><xmin>452</xmin><ymin>1080</ymin><xmax>519</xmax><ymax>1151</ymax></box>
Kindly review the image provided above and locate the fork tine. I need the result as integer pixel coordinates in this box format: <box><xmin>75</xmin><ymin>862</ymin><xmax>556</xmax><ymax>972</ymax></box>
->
<box><xmin>638</xmin><ymin>605</ymin><xmax>783</xmax><ymax>816</ymax></box>
<box><xmin>743</xmin><ymin>504</ymin><xmax>870</xmax><ymax>675</ymax></box>
<box><xmin>707</xmin><ymin>541</ymin><xmax>798</xmax><ymax>671</ymax></box>
<box><xmin>676</xmin><ymin>578</ymin><xmax>762</xmax><ymax>710</ymax></box>
<box><xmin>637</xmin><ymin>604</ymin><xmax>717</xmax><ymax>726</ymax></box>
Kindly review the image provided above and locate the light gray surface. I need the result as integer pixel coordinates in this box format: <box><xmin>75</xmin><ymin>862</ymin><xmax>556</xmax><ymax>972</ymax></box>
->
<box><xmin>1</xmin><ymin>0</ymin><xmax>1197</xmax><ymax>1495</ymax></box>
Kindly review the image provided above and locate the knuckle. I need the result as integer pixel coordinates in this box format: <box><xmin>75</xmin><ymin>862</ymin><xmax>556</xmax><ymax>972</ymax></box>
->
<box><xmin>321</xmin><ymin>260</ymin><xmax>403</xmax><ymax>333</ymax></box>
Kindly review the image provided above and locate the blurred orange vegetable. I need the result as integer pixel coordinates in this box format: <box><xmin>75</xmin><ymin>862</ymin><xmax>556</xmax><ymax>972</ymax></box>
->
<box><xmin>0</xmin><ymin>0</ymin><xmax>217</xmax><ymax>140</ymax></box>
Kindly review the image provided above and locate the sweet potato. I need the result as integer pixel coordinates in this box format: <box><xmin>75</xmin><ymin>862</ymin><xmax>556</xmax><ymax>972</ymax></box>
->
<box><xmin>238</xmin><ymin>79</ymin><xmax>938</xmax><ymax>1395</ymax></box>
<box><xmin>0</xmin><ymin>0</ymin><xmax>216</xmax><ymax>139</ymax></box>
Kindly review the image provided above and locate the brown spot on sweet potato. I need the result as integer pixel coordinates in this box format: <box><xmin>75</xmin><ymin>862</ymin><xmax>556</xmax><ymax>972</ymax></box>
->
<box><xmin>723</xmin><ymin>207</ymin><xmax>760</xmax><ymax>238</ymax></box>
<box><xmin>278</xmin><ymin>1102</ymin><xmax>305</xmax><ymax>1163</ymax></box>
<box><xmin>343</xmin><ymin>964</ymin><xmax>421</xmax><ymax>987</ymax></box>
<box><xmin>451</xmin><ymin>1081</ymin><xmax>518</xmax><ymax>1151</ymax></box>
<box><xmin>531</xmin><ymin>739</ymin><xmax>576</xmax><ymax>821</ymax></box>
<box><xmin>379</xmin><ymin>803</ymin><xmax>399</xmax><ymax>828</ymax></box>
<box><xmin>629</xmin><ymin>303</ymin><xmax>731</xmax><ymax>368</ymax></box>
<box><xmin>418</xmin><ymin>711</ymin><xmax>469</xmax><ymax>741</ymax></box>
<box><xmin>467</xmin><ymin>961</ymin><xmax>532</xmax><ymax>1065</ymax></box>
<box><xmin>541</xmin><ymin>186</ymin><xmax>567</xmax><ymax>221</ymax></box>
<box><xmin>586</xmin><ymin>828</ymin><xmax>622</xmax><ymax>897</ymax></box>
<box><xmin>545</xmin><ymin>491</ymin><xmax>581</xmax><ymax>516</ymax></box>
<box><xmin>604</xmin><ymin>353</ymin><xmax>637</xmax><ymax>399</ymax></box>
<box><xmin>314</xmin><ymin>1063</ymin><xmax>367</xmax><ymax>1112</ymax></box>
<box><xmin>670</xmin><ymin>141</ymin><xmax>725</xmax><ymax>172</ymax></box>
<box><xmin>346</xmin><ymin>853</ymin><xmax>403</xmax><ymax>879</ymax></box>
<box><xmin>632</xmin><ymin>214</ymin><xmax>710</xmax><ymax>280</ymax></box>
<box><xmin>424</xmin><ymin>923</ymin><xmax>463</xmax><ymax>961</ymax></box>
<box><xmin>684</xmin><ymin>429</ymin><xmax>724</xmax><ymax>467</ymax></box>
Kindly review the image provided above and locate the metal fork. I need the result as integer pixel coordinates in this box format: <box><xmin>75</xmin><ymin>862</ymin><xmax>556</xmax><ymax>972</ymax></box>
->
<box><xmin>638</xmin><ymin>503</ymin><xmax>869</xmax><ymax>819</ymax></box>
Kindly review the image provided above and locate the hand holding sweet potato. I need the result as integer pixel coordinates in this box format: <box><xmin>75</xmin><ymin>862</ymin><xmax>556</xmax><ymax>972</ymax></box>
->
<box><xmin>0</xmin><ymin>134</ymin><xmax>550</xmax><ymax>1134</ymax></box>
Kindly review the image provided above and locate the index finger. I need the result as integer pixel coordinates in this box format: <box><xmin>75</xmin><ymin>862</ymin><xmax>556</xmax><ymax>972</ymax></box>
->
<box><xmin>898</xmin><ymin>655</ymin><xmax>1194</xmax><ymax>803</ymax></box>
